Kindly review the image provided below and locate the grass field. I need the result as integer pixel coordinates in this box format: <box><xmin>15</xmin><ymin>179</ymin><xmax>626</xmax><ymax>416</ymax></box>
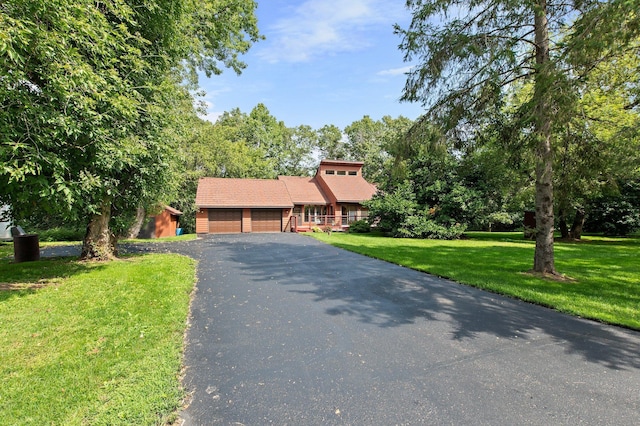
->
<box><xmin>309</xmin><ymin>231</ymin><xmax>640</xmax><ymax>330</ymax></box>
<box><xmin>0</xmin><ymin>246</ymin><xmax>196</xmax><ymax>425</ymax></box>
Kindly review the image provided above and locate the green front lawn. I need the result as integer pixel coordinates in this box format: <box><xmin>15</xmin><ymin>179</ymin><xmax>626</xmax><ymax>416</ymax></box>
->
<box><xmin>310</xmin><ymin>231</ymin><xmax>640</xmax><ymax>330</ymax></box>
<box><xmin>0</xmin><ymin>252</ymin><xmax>196</xmax><ymax>424</ymax></box>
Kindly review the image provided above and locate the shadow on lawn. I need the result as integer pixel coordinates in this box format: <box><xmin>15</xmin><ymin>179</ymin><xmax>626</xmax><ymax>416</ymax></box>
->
<box><xmin>194</xmin><ymin>234</ymin><xmax>640</xmax><ymax>372</ymax></box>
<box><xmin>0</xmin><ymin>254</ymin><xmax>107</xmax><ymax>303</ymax></box>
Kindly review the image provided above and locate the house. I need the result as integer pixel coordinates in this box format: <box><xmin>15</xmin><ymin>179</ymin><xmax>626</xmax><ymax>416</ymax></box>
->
<box><xmin>138</xmin><ymin>206</ymin><xmax>183</xmax><ymax>238</ymax></box>
<box><xmin>195</xmin><ymin>160</ymin><xmax>377</xmax><ymax>234</ymax></box>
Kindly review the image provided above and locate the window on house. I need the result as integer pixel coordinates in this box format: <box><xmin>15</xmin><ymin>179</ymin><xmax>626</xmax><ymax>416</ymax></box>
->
<box><xmin>348</xmin><ymin>171</ymin><xmax>357</xmax><ymax>176</ymax></box>
<box><xmin>305</xmin><ymin>205</ymin><xmax>327</xmax><ymax>223</ymax></box>
<box><xmin>325</xmin><ymin>170</ymin><xmax>335</xmax><ymax>175</ymax></box>
<box><xmin>337</xmin><ymin>170</ymin><xmax>346</xmax><ymax>175</ymax></box>
<box><xmin>342</xmin><ymin>205</ymin><xmax>359</xmax><ymax>224</ymax></box>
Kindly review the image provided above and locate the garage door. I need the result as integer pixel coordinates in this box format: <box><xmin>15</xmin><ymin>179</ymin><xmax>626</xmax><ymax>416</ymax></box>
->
<box><xmin>251</xmin><ymin>209</ymin><xmax>282</xmax><ymax>233</ymax></box>
<box><xmin>208</xmin><ymin>209</ymin><xmax>242</xmax><ymax>233</ymax></box>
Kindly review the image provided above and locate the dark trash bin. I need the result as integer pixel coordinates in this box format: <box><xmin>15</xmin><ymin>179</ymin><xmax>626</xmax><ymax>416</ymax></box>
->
<box><xmin>13</xmin><ymin>234</ymin><xmax>40</xmax><ymax>263</ymax></box>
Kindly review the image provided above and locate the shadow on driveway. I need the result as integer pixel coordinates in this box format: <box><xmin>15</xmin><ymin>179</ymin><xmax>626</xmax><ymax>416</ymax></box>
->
<box><xmin>196</xmin><ymin>234</ymin><xmax>639</xmax><ymax>371</ymax></box>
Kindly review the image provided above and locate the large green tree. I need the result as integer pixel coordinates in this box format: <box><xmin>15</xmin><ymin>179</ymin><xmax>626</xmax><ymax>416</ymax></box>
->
<box><xmin>396</xmin><ymin>0</ymin><xmax>639</xmax><ymax>275</ymax></box>
<box><xmin>0</xmin><ymin>0</ymin><xmax>261</xmax><ymax>259</ymax></box>
<box><xmin>477</xmin><ymin>44</ymin><xmax>640</xmax><ymax>239</ymax></box>
<box><xmin>242</xmin><ymin>104</ymin><xmax>317</xmax><ymax>177</ymax></box>
<box><xmin>214</xmin><ymin>104</ymin><xmax>317</xmax><ymax>177</ymax></box>
<box><xmin>555</xmin><ymin>47</ymin><xmax>640</xmax><ymax>238</ymax></box>
<box><xmin>344</xmin><ymin>116</ymin><xmax>387</xmax><ymax>181</ymax></box>
<box><xmin>317</xmin><ymin>124</ymin><xmax>348</xmax><ymax>160</ymax></box>
<box><xmin>344</xmin><ymin>115</ymin><xmax>414</xmax><ymax>184</ymax></box>
<box><xmin>286</xmin><ymin>125</ymin><xmax>318</xmax><ymax>176</ymax></box>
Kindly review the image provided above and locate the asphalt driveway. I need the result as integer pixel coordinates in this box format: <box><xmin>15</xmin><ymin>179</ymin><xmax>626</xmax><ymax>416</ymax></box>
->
<box><xmin>177</xmin><ymin>233</ymin><xmax>640</xmax><ymax>425</ymax></box>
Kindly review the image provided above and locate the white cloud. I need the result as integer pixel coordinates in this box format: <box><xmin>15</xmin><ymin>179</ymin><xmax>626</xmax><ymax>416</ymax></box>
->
<box><xmin>196</xmin><ymin>99</ymin><xmax>224</xmax><ymax>124</ymax></box>
<box><xmin>201</xmin><ymin>111</ymin><xmax>223</xmax><ymax>124</ymax></box>
<box><xmin>259</xmin><ymin>0</ymin><xmax>405</xmax><ymax>63</ymax></box>
<box><xmin>376</xmin><ymin>66</ymin><xmax>413</xmax><ymax>76</ymax></box>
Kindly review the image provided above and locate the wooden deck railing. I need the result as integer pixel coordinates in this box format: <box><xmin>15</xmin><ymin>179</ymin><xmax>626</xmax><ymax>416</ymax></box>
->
<box><xmin>291</xmin><ymin>214</ymin><xmax>368</xmax><ymax>231</ymax></box>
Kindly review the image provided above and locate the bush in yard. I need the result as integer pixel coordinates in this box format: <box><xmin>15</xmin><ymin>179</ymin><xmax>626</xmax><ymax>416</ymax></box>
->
<box><xmin>364</xmin><ymin>181</ymin><xmax>466</xmax><ymax>239</ymax></box>
<box><xmin>585</xmin><ymin>180</ymin><xmax>640</xmax><ymax>236</ymax></box>
<box><xmin>484</xmin><ymin>212</ymin><xmax>516</xmax><ymax>232</ymax></box>
<box><xmin>348</xmin><ymin>219</ymin><xmax>371</xmax><ymax>233</ymax></box>
<box><xmin>363</xmin><ymin>181</ymin><xmax>417</xmax><ymax>234</ymax></box>
<box><xmin>586</xmin><ymin>199</ymin><xmax>640</xmax><ymax>236</ymax></box>
<box><xmin>396</xmin><ymin>214</ymin><xmax>466</xmax><ymax>240</ymax></box>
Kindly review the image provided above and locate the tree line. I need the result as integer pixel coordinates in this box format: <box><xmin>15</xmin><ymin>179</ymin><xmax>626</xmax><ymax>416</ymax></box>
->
<box><xmin>175</xmin><ymin>94</ymin><xmax>637</xmax><ymax>243</ymax></box>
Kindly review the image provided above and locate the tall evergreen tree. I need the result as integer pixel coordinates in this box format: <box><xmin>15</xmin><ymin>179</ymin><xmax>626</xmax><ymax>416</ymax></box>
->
<box><xmin>396</xmin><ymin>0</ymin><xmax>639</xmax><ymax>275</ymax></box>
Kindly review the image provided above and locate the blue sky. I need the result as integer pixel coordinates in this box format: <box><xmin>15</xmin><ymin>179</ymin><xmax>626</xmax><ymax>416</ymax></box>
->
<box><xmin>199</xmin><ymin>0</ymin><xmax>425</xmax><ymax>130</ymax></box>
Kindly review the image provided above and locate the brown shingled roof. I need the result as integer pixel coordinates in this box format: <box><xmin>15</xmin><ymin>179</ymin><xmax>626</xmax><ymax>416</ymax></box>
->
<box><xmin>196</xmin><ymin>178</ymin><xmax>293</xmax><ymax>208</ymax></box>
<box><xmin>278</xmin><ymin>176</ymin><xmax>329</xmax><ymax>205</ymax></box>
<box><xmin>319</xmin><ymin>159</ymin><xmax>365</xmax><ymax>167</ymax></box>
<box><xmin>319</xmin><ymin>174</ymin><xmax>377</xmax><ymax>203</ymax></box>
<box><xmin>164</xmin><ymin>206</ymin><xmax>183</xmax><ymax>216</ymax></box>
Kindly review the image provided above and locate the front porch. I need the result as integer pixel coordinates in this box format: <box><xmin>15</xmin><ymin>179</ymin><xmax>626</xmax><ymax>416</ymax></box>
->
<box><xmin>287</xmin><ymin>213</ymin><xmax>369</xmax><ymax>232</ymax></box>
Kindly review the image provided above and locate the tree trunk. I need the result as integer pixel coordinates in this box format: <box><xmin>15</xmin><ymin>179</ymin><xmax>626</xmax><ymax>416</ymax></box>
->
<box><xmin>533</xmin><ymin>135</ymin><xmax>556</xmax><ymax>274</ymax></box>
<box><xmin>558</xmin><ymin>207</ymin><xmax>569</xmax><ymax>239</ymax></box>
<box><xmin>569</xmin><ymin>207</ymin><xmax>585</xmax><ymax>240</ymax></box>
<box><xmin>126</xmin><ymin>206</ymin><xmax>146</xmax><ymax>239</ymax></box>
<box><xmin>81</xmin><ymin>199</ymin><xmax>117</xmax><ymax>260</ymax></box>
<box><xmin>532</xmin><ymin>0</ymin><xmax>557</xmax><ymax>275</ymax></box>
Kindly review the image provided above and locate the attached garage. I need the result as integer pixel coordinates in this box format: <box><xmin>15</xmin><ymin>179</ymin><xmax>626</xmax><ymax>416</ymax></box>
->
<box><xmin>195</xmin><ymin>177</ymin><xmax>293</xmax><ymax>235</ymax></box>
<box><xmin>208</xmin><ymin>209</ymin><xmax>242</xmax><ymax>234</ymax></box>
<box><xmin>251</xmin><ymin>209</ymin><xmax>282</xmax><ymax>232</ymax></box>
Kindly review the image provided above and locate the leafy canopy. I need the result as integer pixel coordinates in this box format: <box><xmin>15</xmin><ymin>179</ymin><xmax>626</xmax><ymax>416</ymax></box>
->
<box><xmin>0</xmin><ymin>0</ymin><xmax>261</xmax><ymax>235</ymax></box>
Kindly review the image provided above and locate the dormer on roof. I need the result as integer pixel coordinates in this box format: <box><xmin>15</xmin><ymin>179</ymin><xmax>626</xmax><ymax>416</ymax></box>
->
<box><xmin>315</xmin><ymin>160</ymin><xmax>376</xmax><ymax>204</ymax></box>
<box><xmin>316</xmin><ymin>159</ymin><xmax>364</xmax><ymax>177</ymax></box>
